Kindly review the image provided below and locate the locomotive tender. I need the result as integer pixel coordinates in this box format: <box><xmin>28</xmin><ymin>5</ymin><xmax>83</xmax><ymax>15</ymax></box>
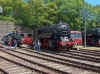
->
<box><xmin>38</xmin><ymin>23</ymin><xmax>74</xmax><ymax>50</ymax></box>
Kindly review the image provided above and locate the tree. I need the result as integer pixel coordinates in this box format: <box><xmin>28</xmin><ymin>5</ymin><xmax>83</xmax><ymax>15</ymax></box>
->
<box><xmin>0</xmin><ymin>0</ymin><xmax>100</xmax><ymax>31</ymax></box>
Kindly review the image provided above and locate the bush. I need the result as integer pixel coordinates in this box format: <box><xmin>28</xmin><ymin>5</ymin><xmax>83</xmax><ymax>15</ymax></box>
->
<box><xmin>15</xmin><ymin>18</ymin><xmax>23</xmax><ymax>25</ymax></box>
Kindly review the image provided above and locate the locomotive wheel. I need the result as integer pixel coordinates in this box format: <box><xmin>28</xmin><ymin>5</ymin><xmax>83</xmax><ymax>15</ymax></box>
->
<box><xmin>66</xmin><ymin>48</ymin><xmax>70</xmax><ymax>51</ymax></box>
<box><xmin>67</xmin><ymin>47</ymin><xmax>73</xmax><ymax>51</ymax></box>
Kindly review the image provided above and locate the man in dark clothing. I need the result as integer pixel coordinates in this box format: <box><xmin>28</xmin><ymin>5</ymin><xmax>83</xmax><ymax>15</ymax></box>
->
<box><xmin>12</xmin><ymin>31</ymin><xmax>21</xmax><ymax>47</ymax></box>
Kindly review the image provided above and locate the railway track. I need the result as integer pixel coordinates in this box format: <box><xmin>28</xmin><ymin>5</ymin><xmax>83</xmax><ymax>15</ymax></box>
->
<box><xmin>0</xmin><ymin>68</ymin><xmax>8</xmax><ymax>74</ymax></box>
<box><xmin>41</xmin><ymin>48</ymin><xmax>100</xmax><ymax>60</ymax></box>
<box><xmin>5</xmin><ymin>47</ymin><xmax>99</xmax><ymax>74</ymax></box>
<box><xmin>0</xmin><ymin>44</ymin><xmax>99</xmax><ymax>74</ymax></box>
<box><xmin>0</xmin><ymin>46</ymin><xmax>50</xmax><ymax>74</ymax></box>
<box><xmin>0</xmin><ymin>46</ymin><xmax>70</xmax><ymax>74</ymax></box>
<box><xmin>0</xmin><ymin>57</ymin><xmax>44</xmax><ymax>74</ymax></box>
<box><xmin>69</xmin><ymin>49</ymin><xmax>100</xmax><ymax>56</ymax></box>
<box><xmin>72</xmin><ymin>48</ymin><xmax>100</xmax><ymax>53</ymax></box>
<box><xmin>58</xmin><ymin>50</ymin><xmax>100</xmax><ymax>63</ymax></box>
<box><xmin>17</xmin><ymin>48</ymin><xmax>100</xmax><ymax>72</ymax></box>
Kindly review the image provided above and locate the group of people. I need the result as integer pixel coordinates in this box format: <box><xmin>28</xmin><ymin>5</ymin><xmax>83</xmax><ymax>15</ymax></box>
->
<box><xmin>6</xmin><ymin>31</ymin><xmax>22</xmax><ymax>49</ymax></box>
<box><xmin>23</xmin><ymin>34</ymin><xmax>41</xmax><ymax>51</ymax></box>
<box><xmin>7</xmin><ymin>35</ymin><xmax>17</xmax><ymax>49</ymax></box>
<box><xmin>3</xmin><ymin>31</ymin><xmax>41</xmax><ymax>51</ymax></box>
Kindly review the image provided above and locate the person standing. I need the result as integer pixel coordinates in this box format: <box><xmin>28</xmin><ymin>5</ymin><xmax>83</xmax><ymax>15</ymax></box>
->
<box><xmin>34</xmin><ymin>40</ymin><xmax>37</xmax><ymax>50</ymax></box>
<box><xmin>37</xmin><ymin>40</ymin><xmax>41</xmax><ymax>51</ymax></box>
<box><xmin>13</xmin><ymin>39</ymin><xmax>17</xmax><ymax>49</ymax></box>
<box><xmin>8</xmin><ymin>36</ymin><xmax>12</xmax><ymax>49</ymax></box>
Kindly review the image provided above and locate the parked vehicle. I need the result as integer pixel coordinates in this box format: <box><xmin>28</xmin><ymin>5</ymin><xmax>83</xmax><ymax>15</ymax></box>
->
<box><xmin>1</xmin><ymin>32</ymin><xmax>13</xmax><ymax>45</ymax></box>
<box><xmin>71</xmin><ymin>31</ymin><xmax>82</xmax><ymax>45</ymax></box>
<box><xmin>86</xmin><ymin>27</ymin><xmax>100</xmax><ymax>46</ymax></box>
<box><xmin>1</xmin><ymin>32</ymin><xmax>22</xmax><ymax>47</ymax></box>
<box><xmin>23</xmin><ymin>34</ymin><xmax>33</xmax><ymax>46</ymax></box>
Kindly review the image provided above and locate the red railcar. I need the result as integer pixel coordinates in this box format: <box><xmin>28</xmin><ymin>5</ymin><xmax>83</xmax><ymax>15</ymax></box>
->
<box><xmin>71</xmin><ymin>31</ymin><xmax>82</xmax><ymax>45</ymax></box>
<box><xmin>38</xmin><ymin>23</ymin><xmax>74</xmax><ymax>51</ymax></box>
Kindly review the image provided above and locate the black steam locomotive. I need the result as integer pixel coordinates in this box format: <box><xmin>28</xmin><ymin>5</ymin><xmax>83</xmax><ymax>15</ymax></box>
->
<box><xmin>38</xmin><ymin>22</ymin><xmax>74</xmax><ymax>50</ymax></box>
<box><xmin>86</xmin><ymin>27</ymin><xmax>100</xmax><ymax>46</ymax></box>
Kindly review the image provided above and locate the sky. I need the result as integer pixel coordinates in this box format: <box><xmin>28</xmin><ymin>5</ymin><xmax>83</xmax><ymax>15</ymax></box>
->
<box><xmin>85</xmin><ymin>0</ymin><xmax>100</xmax><ymax>6</ymax></box>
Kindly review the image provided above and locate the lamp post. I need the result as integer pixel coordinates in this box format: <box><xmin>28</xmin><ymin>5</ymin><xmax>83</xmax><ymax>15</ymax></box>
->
<box><xmin>84</xmin><ymin>15</ymin><xmax>87</xmax><ymax>48</ymax></box>
<box><xmin>81</xmin><ymin>1</ymin><xmax>87</xmax><ymax>48</ymax></box>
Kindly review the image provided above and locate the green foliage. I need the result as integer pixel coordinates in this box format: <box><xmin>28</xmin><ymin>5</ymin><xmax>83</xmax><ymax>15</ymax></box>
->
<box><xmin>0</xmin><ymin>0</ymin><xmax>100</xmax><ymax>30</ymax></box>
<box><xmin>0</xmin><ymin>16</ymin><xmax>15</xmax><ymax>21</ymax></box>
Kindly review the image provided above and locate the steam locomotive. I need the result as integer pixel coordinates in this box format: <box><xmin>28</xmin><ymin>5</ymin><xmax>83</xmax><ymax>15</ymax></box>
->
<box><xmin>86</xmin><ymin>27</ymin><xmax>100</xmax><ymax>46</ymax></box>
<box><xmin>38</xmin><ymin>22</ymin><xmax>74</xmax><ymax>50</ymax></box>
